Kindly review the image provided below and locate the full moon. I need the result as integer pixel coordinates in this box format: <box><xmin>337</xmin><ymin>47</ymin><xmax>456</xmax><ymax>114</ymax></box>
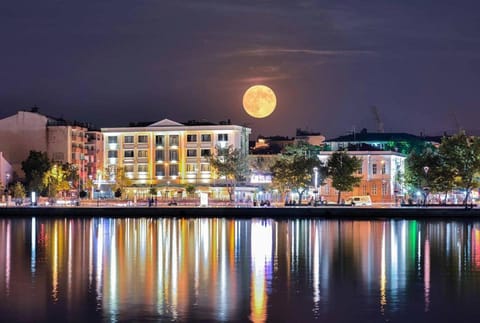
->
<box><xmin>242</xmin><ymin>85</ymin><xmax>277</xmax><ymax>118</ymax></box>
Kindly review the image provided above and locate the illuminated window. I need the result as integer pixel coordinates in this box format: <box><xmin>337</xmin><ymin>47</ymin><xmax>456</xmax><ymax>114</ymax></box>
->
<box><xmin>169</xmin><ymin>150</ymin><xmax>178</xmax><ymax>161</ymax></box>
<box><xmin>124</xmin><ymin>165</ymin><xmax>134</xmax><ymax>173</ymax></box>
<box><xmin>138</xmin><ymin>135</ymin><xmax>148</xmax><ymax>143</ymax></box>
<box><xmin>200</xmin><ymin>164</ymin><xmax>210</xmax><ymax>172</ymax></box>
<box><xmin>138</xmin><ymin>150</ymin><xmax>148</xmax><ymax>158</ymax></box>
<box><xmin>138</xmin><ymin>164</ymin><xmax>148</xmax><ymax>173</ymax></box>
<box><xmin>124</xmin><ymin>150</ymin><xmax>134</xmax><ymax>158</ymax></box>
<box><xmin>217</xmin><ymin>133</ymin><xmax>228</xmax><ymax>141</ymax></box>
<box><xmin>201</xmin><ymin>134</ymin><xmax>211</xmax><ymax>142</ymax></box>
<box><xmin>372</xmin><ymin>163</ymin><xmax>377</xmax><ymax>175</ymax></box>
<box><xmin>169</xmin><ymin>164</ymin><xmax>179</xmax><ymax>176</ymax></box>
<box><xmin>124</xmin><ymin>136</ymin><xmax>134</xmax><ymax>143</ymax></box>
<box><xmin>108</xmin><ymin>136</ymin><xmax>117</xmax><ymax>144</ymax></box>
<box><xmin>187</xmin><ymin>134</ymin><xmax>197</xmax><ymax>142</ymax></box>
<box><xmin>155</xmin><ymin>165</ymin><xmax>165</xmax><ymax>176</ymax></box>
<box><xmin>155</xmin><ymin>135</ymin><xmax>164</xmax><ymax>146</ymax></box>
<box><xmin>187</xmin><ymin>149</ymin><xmax>197</xmax><ymax>157</ymax></box>
<box><xmin>201</xmin><ymin>149</ymin><xmax>211</xmax><ymax>157</ymax></box>
<box><xmin>169</xmin><ymin>135</ymin><xmax>179</xmax><ymax>146</ymax></box>
<box><xmin>108</xmin><ymin>150</ymin><xmax>118</xmax><ymax>158</ymax></box>
<box><xmin>186</xmin><ymin>163</ymin><xmax>197</xmax><ymax>172</ymax></box>
<box><xmin>155</xmin><ymin>150</ymin><xmax>164</xmax><ymax>161</ymax></box>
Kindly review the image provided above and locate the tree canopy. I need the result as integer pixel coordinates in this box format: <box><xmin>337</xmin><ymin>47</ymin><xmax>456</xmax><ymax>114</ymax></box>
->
<box><xmin>327</xmin><ymin>151</ymin><xmax>362</xmax><ymax>204</ymax></box>
<box><xmin>270</xmin><ymin>144</ymin><xmax>325</xmax><ymax>204</ymax></box>
<box><xmin>21</xmin><ymin>150</ymin><xmax>51</xmax><ymax>194</ymax></box>
<box><xmin>209</xmin><ymin>145</ymin><xmax>250</xmax><ymax>201</ymax></box>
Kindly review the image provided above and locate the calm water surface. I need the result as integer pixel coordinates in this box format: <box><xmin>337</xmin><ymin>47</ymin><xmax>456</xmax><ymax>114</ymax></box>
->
<box><xmin>1</xmin><ymin>216</ymin><xmax>480</xmax><ymax>322</ymax></box>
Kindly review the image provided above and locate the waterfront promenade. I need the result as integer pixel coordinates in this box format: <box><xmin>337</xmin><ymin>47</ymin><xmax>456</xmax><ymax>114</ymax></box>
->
<box><xmin>0</xmin><ymin>204</ymin><xmax>479</xmax><ymax>218</ymax></box>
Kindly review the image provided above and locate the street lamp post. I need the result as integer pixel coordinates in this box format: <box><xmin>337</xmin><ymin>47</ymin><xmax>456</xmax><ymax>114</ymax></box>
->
<box><xmin>313</xmin><ymin>167</ymin><xmax>319</xmax><ymax>205</ymax></box>
<box><xmin>423</xmin><ymin>166</ymin><xmax>430</xmax><ymax>206</ymax></box>
<box><xmin>5</xmin><ymin>173</ymin><xmax>10</xmax><ymax>208</ymax></box>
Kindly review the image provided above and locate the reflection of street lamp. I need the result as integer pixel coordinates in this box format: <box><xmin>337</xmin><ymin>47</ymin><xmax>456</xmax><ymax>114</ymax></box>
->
<box><xmin>313</xmin><ymin>167</ymin><xmax>319</xmax><ymax>203</ymax></box>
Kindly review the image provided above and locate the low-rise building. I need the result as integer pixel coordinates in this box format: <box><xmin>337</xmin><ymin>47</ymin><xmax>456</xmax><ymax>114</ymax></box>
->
<box><xmin>317</xmin><ymin>151</ymin><xmax>406</xmax><ymax>204</ymax></box>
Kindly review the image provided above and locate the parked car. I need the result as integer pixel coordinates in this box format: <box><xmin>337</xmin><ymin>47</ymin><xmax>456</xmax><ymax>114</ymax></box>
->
<box><xmin>345</xmin><ymin>196</ymin><xmax>372</xmax><ymax>206</ymax></box>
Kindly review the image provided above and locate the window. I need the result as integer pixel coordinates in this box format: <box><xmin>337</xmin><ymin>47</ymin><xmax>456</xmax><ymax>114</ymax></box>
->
<box><xmin>108</xmin><ymin>136</ymin><xmax>118</xmax><ymax>144</ymax></box>
<box><xmin>381</xmin><ymin>162</ymin><xmax>386</xmax><ymax>174</ymax></box>
<box><xmin>138</xmin><ymin>164</ymin><xmax>148</xmax><ymax>173</ymax></box>
<box><xmin>124</xmin><ymin>136</ymin><xmax>134</xmax><ymax>143</ymax></box>
<box><xmin>124</xmin><ymin>165</ymin><xmax>134</xmax><ymax>173</ymax></box>
<box><xmin>201</xmin><ymin>134</ymin><xmax>211</xmax><ymax>142</ymax></box>
<box><xmin>124</xmin><ymin>150</ymin><xmax>134</xmax><ymax>158</ymax></box>
<box><xmin>201</xmin><ymin>149</ymin><xmax>211</xmax><ymax>157</ymax></box>
<box><xmin>138</xmin><ymin>150</ymin><xmax>148</xmax><ymax>158</ymax></box>
<box><xmin>362</xmin><ymin>184</ymin><xmax>367</xmax><ymax>195</ymax></box>
<box><xmin>200</xmin><ymin>164</ymin><xmax>210</xmax><ymax>172</ymax></box>
<box><xmin>217</xmin><ymin>133</ymin><xmax>228</xmax><ymax>141</ymax></box>
<box><xmin>169</xmin><ymin>150</ymin><xmax>178</xmax><ymax>161</ymax></box>
<box><xmin>357</xmin><ymin>167</ymin><xmax>363</xmax><ymax>175</ymax></box>
<box><xmin>155</xmin><ymin>165</ymin><xmax>165</xmax><ymax>177</ymax></box>
<box><xmin>169</xmin><ymin>164</ymin><xmax>179</xmax><ymax>176</ymax></box>
<box><xmin>187</xmin><ymin>134</ymin><xmax>197</xmax><ymax>142</ymax></box>
<box><xmin>169</xmin><ymin>135</ymin><xmax>179</xmax><ymax>146</ymax></box>
<box><xmin>155</xmin><ymin>135</ymin><xmax>164</xmax><ymax>146</ymax></box>
<box><xmin>187</xmin><ymin>149</ymin><xmax>197</xmax><ymax>157</ymax></box>
<box><xmin>108</xmin><ymin>150</ymin><xmax>118</xmax><ymax>158</ymax></box>
<box><xmin>372</xmin><ymin>184</ymin><xmax>377</xmax><ymax>195</ymax></box>
<box><xmin>325</xmin><ymin>185</ymin><xmax>330</xmax><ymax>194</ymax></box>
<box><xmin>155</xmin><ymin>150</ymin><xmax>164</xmax><ymax>161</ymax></box>
<box><xmin>186</xmin><ymin>164</ymin><xmax>197</xmax><ymax>172</ymax></box>
<box><xmin>372</xmin><ymin>163</ymin><xmax>377</xmax><ymax>175</ymax></box>
<box><xmin>138</xmin><ymin>135</ymin><xmax>148</xmax><ymax>143</ymax></box>
<box><xmin>382</xmin><ymin>182</ymin><xmax>388</xmax><ymax>195</ymax></box>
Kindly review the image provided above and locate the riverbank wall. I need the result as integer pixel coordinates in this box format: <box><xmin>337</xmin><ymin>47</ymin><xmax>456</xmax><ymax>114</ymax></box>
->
<box><xmin>1</xmin><ymin>206</ymin><xmax>480</xmax><ymax>219</ymax></box>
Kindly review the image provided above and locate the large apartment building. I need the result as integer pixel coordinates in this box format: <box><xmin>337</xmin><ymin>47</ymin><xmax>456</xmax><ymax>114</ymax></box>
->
<box><xmin>0</xmin><ymin>109</ymin><xmax>91</xmax><ymax>182</ymax></box>
<box><xmin>101</xmin><ymin>118</ymin><xmax>251</xmax><ymax>198</ymax></box>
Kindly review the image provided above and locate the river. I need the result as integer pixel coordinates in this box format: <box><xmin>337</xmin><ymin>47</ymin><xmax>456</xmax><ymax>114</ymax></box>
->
<box><xmin>0</xmin><ymin>216</ymin><xmax>479</xmax><ymax>322</ymax></box>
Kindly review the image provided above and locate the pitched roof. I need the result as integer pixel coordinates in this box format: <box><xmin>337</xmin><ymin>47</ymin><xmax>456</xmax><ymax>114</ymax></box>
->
<box><xmin>148</xmin><ymin>119</ymin><xmax>184</xmax><ymax>127</ymax></box>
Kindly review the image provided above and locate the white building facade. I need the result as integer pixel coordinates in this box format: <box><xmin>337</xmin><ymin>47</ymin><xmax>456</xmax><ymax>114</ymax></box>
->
<box><xmin>101</xmin><ymin>119</ymin><xmax>251</xmax><ymax>199</ymax></box>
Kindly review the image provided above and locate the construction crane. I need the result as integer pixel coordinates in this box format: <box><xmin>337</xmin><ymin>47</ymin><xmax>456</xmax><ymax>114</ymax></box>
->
<box><xmin>371</xmin><ymin>106</ymin><xmax>384</xmax><ymax>133</ymax></box>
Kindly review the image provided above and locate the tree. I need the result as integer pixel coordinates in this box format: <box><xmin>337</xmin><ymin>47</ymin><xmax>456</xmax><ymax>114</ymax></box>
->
<box><xmin>270</xmin><ymin>144</ymin><xmax>325</xmax><ymax>205</ymax></box>
<box><xmin>185</xmin><ymin>184</ymin><xmax>196</xmax><ymax>198</ymax></box>
<box><xmin>43</xmin><ymin>164</ymin><xmax>71</xmax><ymax>198</ymax></box>
<box><xmin>439</xmin><ymin>132</ymin><xmax>480</xmax><ymax>205</ymax></box>
<box><xmin>12</xmin><ymin>182</ymin><xmax>26</xmax><ymax>199</ymax></box>
<box><xmin>209</xmin><ymin>145</ymin><xmax>250</xmax><ymax>201</ymax></box>
<box><xmin>327</xmin><ymin>151</ymin><xmax>362</xmax><ymax>204</ymax></box>
<box><xmin>110</xmin><ymin>166</ymin><xmax>132</xmax><ymax>199</ymax></box>
<box><xmin>21</xmin><ymin>151</ymin><xmax>51</xmax><ymax>194</ymax></box>
<box><xmin>405</xmin><ymin>147</ymin><xmax>456</xmax><ymax>204</ymax></box>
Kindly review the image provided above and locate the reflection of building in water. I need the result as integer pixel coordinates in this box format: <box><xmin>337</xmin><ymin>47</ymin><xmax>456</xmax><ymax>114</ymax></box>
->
<box><xmin>3</xmin><ymin>219</ymin><xmax>480</xmax><ymax>321</ymax></box>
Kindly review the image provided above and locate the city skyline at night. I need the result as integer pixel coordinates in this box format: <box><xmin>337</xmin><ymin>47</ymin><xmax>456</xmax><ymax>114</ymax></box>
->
<box><xmin>2</xmin><ymin>1</ymin><xmax>480</xmax><ymax>138</ymax></box>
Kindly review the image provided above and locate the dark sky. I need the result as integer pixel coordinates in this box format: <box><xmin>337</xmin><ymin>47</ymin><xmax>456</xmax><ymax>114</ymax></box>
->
<box><xmin>1</xmin><ymin>0</ymin><xmax>480</xmax><ymax>139</ymax></box>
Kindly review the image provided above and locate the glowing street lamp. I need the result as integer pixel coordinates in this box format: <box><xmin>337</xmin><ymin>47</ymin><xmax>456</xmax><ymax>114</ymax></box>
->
<box><xmin>313</xmin><ymin>167</ymin><xmax>319</xmax><ymax>203</ymax></box>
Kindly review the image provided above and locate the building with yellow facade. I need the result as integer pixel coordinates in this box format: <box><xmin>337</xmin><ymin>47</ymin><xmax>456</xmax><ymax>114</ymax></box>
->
<box><xmin>101</xmin><ymin>119</ymin><xmax>251</xmax><ymax>200</ymax></box>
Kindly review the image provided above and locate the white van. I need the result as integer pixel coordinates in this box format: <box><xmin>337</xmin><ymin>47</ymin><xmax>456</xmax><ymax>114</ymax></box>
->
<box><xmin>346</xmin><ymin>196</ymin><xmax>372</xmax><ymax>206</ymax></box>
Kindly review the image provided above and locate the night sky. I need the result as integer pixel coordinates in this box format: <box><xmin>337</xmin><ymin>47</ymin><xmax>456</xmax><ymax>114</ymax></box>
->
<box><xmin>1</xmin><ymin>0</ymin><xmax>480</xmax><ymax>138</ymax></box>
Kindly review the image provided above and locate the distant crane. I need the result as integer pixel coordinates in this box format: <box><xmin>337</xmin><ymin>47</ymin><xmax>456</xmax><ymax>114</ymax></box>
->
<box><xmin>371</xmin><ymin>106</ymin><xmax>384</xmax><ymax>133</ymax></box>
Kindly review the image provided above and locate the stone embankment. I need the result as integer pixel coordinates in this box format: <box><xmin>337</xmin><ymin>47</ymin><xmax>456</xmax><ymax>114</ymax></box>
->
<box><xmin>0</xmin><ymin>206</ymin><xmax>479</xmax><ymax>219</ymax></box>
